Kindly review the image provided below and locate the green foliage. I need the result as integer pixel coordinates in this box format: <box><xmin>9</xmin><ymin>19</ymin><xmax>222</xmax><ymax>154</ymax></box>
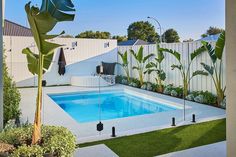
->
<box><xmin>118</xmin><ymin>51</ymin><xmax>130</xmax><ymax>82</ymax></box>
<box><xmin>201</xmin><ymin>26</ymin><xmax>224</xmax><ymax>38</ymax></box>
<box><xmin>160</xmin><ymin>45</ymin><xmax>207</xmax><ymax>97</ymax></box>
<box><xmin>112</xmin><ymin>35</ymin><xmax>127</xmax><ymax>43</ymax></box>
<box><xmin>201</xmin><ymin>31</ymin><xmax>226</xmax><ymax>106</ymax></box>
<box><xmin>75</xmin><ymin>31</ymin><xmax>111</xmax><ymax>39</ymax></box>
<box><xmin>145</xmin><ymin>45</ymin><xmax>166</xmax><ymax>92</ymax></box>
<box><xmin>127</xmin><ymin>21</ymin><xmax>158</xmax><ymax>43</ymax></box>
<box><xmin>191</xmin><ymin>91</ymin><xmax>217</xmax><ymax>105</ymax></box>
<box><xmin>162</xmin><ymin>29</ymin><xmax>180</xmax><ymax>43</ymax></box>
<box><xmin>42</xmin><ymin>126</ymin><xmax>76</xmax><ymax>157</ymax></box>
<box><xmin>3</xmin><ymin>50</ymin><xmax>21</xmax><ymax>125</ymax></box>
<box><xmin>0</xmin><ymin>126</ymin><xmax>76</xmax><ymax>156</ymax></box>
<box><xmin>131</xmin><ymin>46</ymin><xmax>154</xmax><ymax>86</ymax></box>
<box><xmin>10</xmin><ymin>145</ymin><xmax>43</xmax><ymax>157</ymax></box>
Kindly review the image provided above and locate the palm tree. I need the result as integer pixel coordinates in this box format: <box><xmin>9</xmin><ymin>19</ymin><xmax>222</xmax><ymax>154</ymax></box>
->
<box><xmin>145</xmin><ymin>44</ymin><xmax>166</xmax><ymax>92</ymax></box>
<box><xmin>130</xmin><ymin>46</ymin><xmax>154</xmax><ymax>86</ymax></box>
<box><xmin>160</xmin><ymin>45</ymin><xmax>208</xmax><ymax>97</ymax></box>
<box><xmin>118</xmin><ymin>51</ymin><xmax>130</xmax><ymax>83</ymax></box>
<box><xmin>22</xmin><ymin>0</ymin><xmax>75</xmax><ymax>144</ymax></box>
<box><xmin>201</xmin><ymin>31</ymin><xmax>225</xmax><ymax>106</ymax></box>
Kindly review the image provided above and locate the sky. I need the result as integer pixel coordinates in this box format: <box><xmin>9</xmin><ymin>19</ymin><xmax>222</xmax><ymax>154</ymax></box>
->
<box><xmin>5</xmin><ymin>0</ymin><xmax>225</xmax><ymax>41</ymax></box>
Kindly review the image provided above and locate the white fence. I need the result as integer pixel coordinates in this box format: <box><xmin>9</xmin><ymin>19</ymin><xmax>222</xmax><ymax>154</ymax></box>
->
<box><xmin>117</xmin><ymin>41</ymin><xmax>226</xmax><ymax>94</ymax></box>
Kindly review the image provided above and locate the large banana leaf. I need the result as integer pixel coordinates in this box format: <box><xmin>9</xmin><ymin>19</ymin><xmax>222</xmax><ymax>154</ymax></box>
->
<box><xmin>201</xmin><ymin>63</ymin><xmax>214</xmax><ymax>75</ymax></box>
<box><xmin>190</xmin><ymin>46</ymin><xmax>206</xmax><ymax>61</ymax></box>
<box><xmin>215</xmin><ymin>31</ymin><xmax>225</xmax><ymax>60</ymax></box>
<box><xmin>23</xmin><ymin>1</ymin><xmax>75</xmax><ymax>75</ymax></box>
<box><xmin>40</xmin><ymin>0</ymin><xmax>75</xmax><ymax>21</ymax></box>
<box><xmin>160</xmin><ymin>48</ymin><xmax>181</xmax><ymax>61</ymax></box>
<box><xmin>22</xmin><ymin>48</ymin><xmax>54</xmax><ymax>75</ymax></box>
<box><xmin>192</xmin><ymin>70</ymin><xmax>208</xmax><ymax>78</ymax></box>
<box><xmin>201</xmin><ymin>41</ymin><xmax>217</xmax><ymax>64</ymax></box>
<box><xmin>137</xmin><ymin>46</ymin><xmax>144</xmax><ymax>63</ymax></box>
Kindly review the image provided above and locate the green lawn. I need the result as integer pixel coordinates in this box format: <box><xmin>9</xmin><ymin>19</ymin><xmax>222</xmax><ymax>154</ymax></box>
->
<box><xmin>79</xmin><ymin>119</ymin><xmax>226</xmax><ymax>157</ymax></box>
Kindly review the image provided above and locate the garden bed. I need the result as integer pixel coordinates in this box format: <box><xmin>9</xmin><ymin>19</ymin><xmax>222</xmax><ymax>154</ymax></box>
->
<box><xmin>0</xmin><ymin>125</ymin><xmax>76</xmax><ymax>157</ymax></box>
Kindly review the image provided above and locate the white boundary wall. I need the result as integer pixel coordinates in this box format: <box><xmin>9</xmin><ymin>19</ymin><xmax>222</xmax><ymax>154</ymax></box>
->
<box><xmin>118</xmin><ymin>42</ymin><xmax>226</xmax><ymax>95</ymax></box>
<box><xmin>3</xmin><ymin>36</ymin><xmax>117</xmax><ymax>87</ymax></box>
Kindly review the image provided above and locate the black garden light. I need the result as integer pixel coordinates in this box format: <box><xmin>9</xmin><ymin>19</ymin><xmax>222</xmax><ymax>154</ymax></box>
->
<box><xmin>96</xmin><ymin>63</ymin><xmax>104</xmax><ymax>133</ymax></box>
<box><xmin>171</xmin><ymin>117</ymin><xmax>176</xmax><ymax>126</ymax></box>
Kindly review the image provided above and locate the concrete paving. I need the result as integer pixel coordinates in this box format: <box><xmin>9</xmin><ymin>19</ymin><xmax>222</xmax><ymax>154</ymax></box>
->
<box><xmin>156</xmin><ymin>141</ymin><xmax>226</xmax><ymax>157</ymax></box>
<box><xmin>19</xmin><ymin>85</ymin><xmax>226</xmax><ymax>143</ymax></box>
<box><xmin>74</xmin><ymin>144</ymin><xmax>118</xmax><ymax>157</ymax></box>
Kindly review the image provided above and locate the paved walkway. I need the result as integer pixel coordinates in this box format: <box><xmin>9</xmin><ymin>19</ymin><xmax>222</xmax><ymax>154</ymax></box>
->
<box><xmin>74</xmin><ymin>144</ymin><xmax>118</xmax><ymax>157</ymax></box>
<box><xmin>156</xmin><ymin>141</ymin><xmax>226</xmax><ymax>157</ymax></box>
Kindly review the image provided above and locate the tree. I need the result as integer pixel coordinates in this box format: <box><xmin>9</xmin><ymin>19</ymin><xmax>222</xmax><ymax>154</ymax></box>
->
<box><xmin>145</xmin><ymin>44</ymin><xmax>166</xmax><ymax>92</ymax></box>
<box><xmin>162</xmin><ymin>29</ymin><xmax>180</xmax><ymax>43</ymax></box>
<box><xmin>183</xmin><ymin>38</ymin><xmax>194</xmax><ymax>42</ymax></box>
<box><xmin>112</xmin><ymin>35</ymin><xmax>127</xmax><ymax>43</ymax></box>
<box><xmin>75</xmin><ymin>31</ymin><xmax>111</xmax><ymax>39</ymax></box>
<box><xmin>128</xmin><ymin>21</ymin><xmax>158</xmax><ymax>43</ymax></box>
<box><xmin>23</xmin><ymin>1</ymin><xmax>75</xmax><ymax>144</ymax></box>
<box><xmin>3</xmin><ymin>49</ymin><xmax>21</xmax><ymax>125</ymax></box>
<box><xmin>201</xmin><ymin>26</ymin><xmax>224</xmax><ymax>38</ymax></box>
<box><xmin>131</xmin><ymin>46</ymin><xmax>154</xmax><ymax>86</ymax></box>
<box><xmin>160</xmin><ymin>46</ymin><xmax>208</xmax><ymax>97</ymax></box>
<box><xmin>201</xmin><ymin>32</ymin><xmax>225</xmax><ymax>106</ymax></box>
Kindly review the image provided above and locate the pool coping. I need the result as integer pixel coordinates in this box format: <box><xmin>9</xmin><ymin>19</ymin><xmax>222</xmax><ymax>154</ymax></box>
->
<box><xmin>19</xmin><ymin>85</ymin><xmax>226</xmax><ymax>143</ymax></box>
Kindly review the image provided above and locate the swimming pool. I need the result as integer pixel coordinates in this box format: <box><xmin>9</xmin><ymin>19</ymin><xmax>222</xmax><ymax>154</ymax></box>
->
<box><xmin>49</xmin><ymin>90</ymin><xmax>177</xmax><ymax>123</ymax></box>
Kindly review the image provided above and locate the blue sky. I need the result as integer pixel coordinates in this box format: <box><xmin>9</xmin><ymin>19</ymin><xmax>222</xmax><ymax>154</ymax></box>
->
<box><xmin>5</xmin><ymin>0</ymin><xmax>225</xmax><ymax>40</ymax></box>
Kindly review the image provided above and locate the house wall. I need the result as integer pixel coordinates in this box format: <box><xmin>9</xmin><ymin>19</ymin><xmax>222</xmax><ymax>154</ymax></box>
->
<box><xmin>226</xmin><ymin>0</ymin><xmax>236</xmax><ymax>156</ymax></box>
<box><xmin>3</xmin><ymin>36</ymin><xmax>117</xmax><ymax>87</ymax></box>
<box><xmin>118</xmin><ymin>41</ymin><xmax>226</xmax><ymax>95</ymax></box>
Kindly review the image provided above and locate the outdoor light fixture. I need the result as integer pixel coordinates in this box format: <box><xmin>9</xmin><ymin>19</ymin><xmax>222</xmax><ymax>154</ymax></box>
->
<box><xmin>171</xmin><ymin>117</ymin><xmax>176</xmax><ymax>126</ymax></box>
<box><xmin>111</xmin><ymin>126</ymin><xmax>116</xmax><ymax>137</ymax></box>
<box><xmin>97</xmin><ymin>63</ymin><xmax>104</xmax><ymax>133</ymax></box>
<box><xmin>147</xmin><ymin>16</ymin><xmax>163</xmax><ymax>43</ymax></box>
<box><xmin>192</xmin><ymin>114</ymin><xmax>196</xmax><ymax>123</ymax></box>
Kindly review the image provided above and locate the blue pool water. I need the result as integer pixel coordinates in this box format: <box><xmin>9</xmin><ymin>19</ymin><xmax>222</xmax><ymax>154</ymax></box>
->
<box><xmin>49</xmin><ymin>91</ymin><xmax>177</xmax><ymax>123</ymax></box>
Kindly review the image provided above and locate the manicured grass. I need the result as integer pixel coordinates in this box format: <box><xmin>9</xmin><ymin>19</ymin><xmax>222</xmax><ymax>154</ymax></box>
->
<box><xmin>79</xmin><ymin>119</ymin><xmax>226</xmax><ymax>157</ymax></box>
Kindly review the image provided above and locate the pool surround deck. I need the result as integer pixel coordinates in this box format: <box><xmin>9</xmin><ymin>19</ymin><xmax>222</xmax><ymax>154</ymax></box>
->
<box><xmin>19</xmin><ymin>85</ymin><xmax>226</xmax><ymax>143</ymax></box>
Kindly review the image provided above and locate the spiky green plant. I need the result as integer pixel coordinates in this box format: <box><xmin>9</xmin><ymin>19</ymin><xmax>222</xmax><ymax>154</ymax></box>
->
<box><xmin>23</xmin><ymin>0</ymin><xmax>75</xmax><ymax>144</ymax></box>
<box><xmin>118</xmin><ymin>51</ymin><xmax>130</xmax><ymax>83</ymax></box>
<box><xmin>160</xmin><ymin>46</ymin><xmax>208</xmax><ymax>97</ymax></box>
<box><xmin>145</xmin><ymin>44</ymin><xmax>166</xmax><ymax>92</ymax></box>
<box><xmin>130</xmin><ymin>46</ymin><xmax>154</xmax><ymax>86</ymax></box>
<box><xmin>201</xmin><ymin>31</ymin><xmax>225</xmax><ymax>106</ymax></box>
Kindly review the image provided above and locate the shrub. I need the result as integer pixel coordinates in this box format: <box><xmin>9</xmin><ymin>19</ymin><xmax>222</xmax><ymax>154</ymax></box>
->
<box><xmin>194</xmin><ymin>95</ymin><xmax>205</xmax><ymax>104</ymax></box>
<box><xmin>170</xmin><ymin>90</ymin><xmax>178</xmax><ymax>97</ymax></box>
<box><xmin>3</xmin><ymin>49</ymin><xmax>21</xmax><ymax>125</ymax></box>
<box><xmin>163</xmin><ymin>84</ymin><xmax>173</xmax><ymax>95</ymax></box>
<box><xmin>0</xmin><ymin>125</ymin><xmax>76</xmax><ymax>156</ymax></box>
<box><xmin>10</xmin><ymin>145</ymin><xmax>43</xmax><ymax>157</ymax></box>
<box><xmin>186</xmin><ymin>94</ymin><xmax>194</xmax><ymax>101</ymax></box>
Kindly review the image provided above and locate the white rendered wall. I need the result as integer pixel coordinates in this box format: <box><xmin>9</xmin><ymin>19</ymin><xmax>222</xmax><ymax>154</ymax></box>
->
<box><xmin>3</xmin><ymin>36</ymin><xmax>117</xmax><ymax>87</ymax></box>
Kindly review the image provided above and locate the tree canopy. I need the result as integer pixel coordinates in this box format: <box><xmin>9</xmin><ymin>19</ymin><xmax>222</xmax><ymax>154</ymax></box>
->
<box><xmin>201</xmin><ymin>26</ymin><xmax>224</xmax><ymax>38</ymax></box>
<box><xmin>76</xmin><ymin>31</ymin><xmax>111</xmax><ymax>39</ymax></box>
<box><xmin>127</xmin><ymin>21</ymin><xmax>158</xmax><ymax>43</ymax></box>
<box><xmin>162</xmin><ymin>29</ymin><xmax>180</xmax><ymax>43</ymax></box>
<box><xmin>112</xmin><ymin>35</ymin><xmax>127</xmax><ymax>43</ymax></box>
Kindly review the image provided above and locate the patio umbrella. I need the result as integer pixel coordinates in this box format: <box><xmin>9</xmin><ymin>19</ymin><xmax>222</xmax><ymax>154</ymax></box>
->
<box><xmin>58</xmin><ymin>48</ymin><xmax>66</xmax><ymax>75</ymax></box>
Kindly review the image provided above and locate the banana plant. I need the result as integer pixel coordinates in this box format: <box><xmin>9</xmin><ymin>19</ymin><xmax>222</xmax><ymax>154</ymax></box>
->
<box><xmin>23</xmin><ymin>0</ymin><xmax>75</xmax><ymax>144</ymax></box>
<box><xmin>160</xmin><ymin>46</ymin><xmax>208</xmax><ymax>97</ymax></box>
<box><xmin>145</xmin><ymin>44</ymin><xmax>166</xmax><ymax>92</ymax></box>
<box><xmin>118</xmin><ymin>51</ymin><xmax>130</xmax><ymax>83</ymax></box>
<box><xmin>201</xmin><ymin>31</ymin><xmax>225</xmax><ymax>106</ymax></box>
<box><xmin>130</xmin><ymin>46</ymin><xmax>154</xmax><ymax>86</ymax></box>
